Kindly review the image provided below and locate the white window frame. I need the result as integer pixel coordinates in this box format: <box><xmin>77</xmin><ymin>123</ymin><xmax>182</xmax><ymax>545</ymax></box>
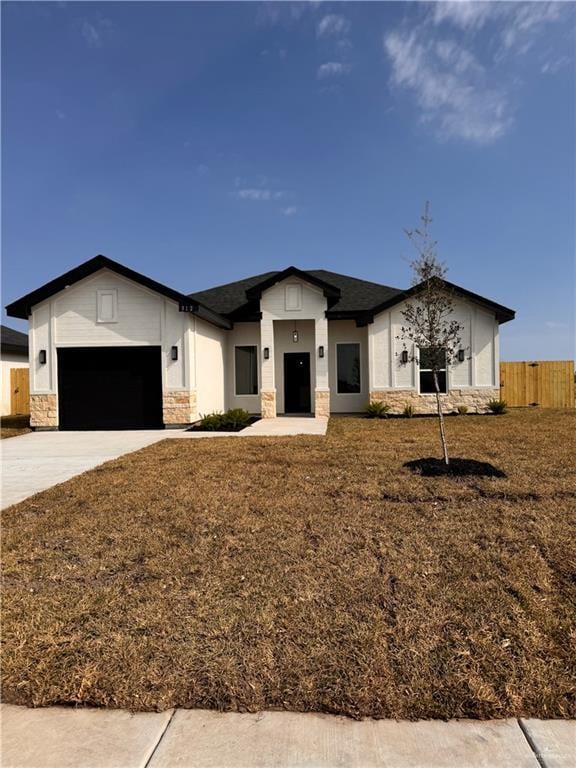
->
<box><xmin>234</xmin><ymin>344</ymin><xmax>259</xmax><ymax>396</ymax></box>
<box><xmin>284</xmin><ymin>283</ymin><xmax>302</xmax><ymax>311</ymax></box>
<box><xmin>417</xmin><ymin>347</ymin><xmax>448</xmax><ymax>395</ymax></box>
<box><xmin>336</xmin><ymin>341</ymin><xmax>362</xmax><ymax>395</ymax></box>
<box><xmin>96</xmin><ymin>289</ymin><xmax>118</xmax><ymax>323</ymax></box>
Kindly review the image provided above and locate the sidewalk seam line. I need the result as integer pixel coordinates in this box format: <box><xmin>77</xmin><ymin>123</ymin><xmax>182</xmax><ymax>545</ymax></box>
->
<box><xmin>143</xmin><ymin>709</ymin><xmax>176</xmax><ymax>768</ymax></box>
<box><xmin>517</xmin><ymin>718</ymin><xmax>548</xmax><ymax>768</ymax></box>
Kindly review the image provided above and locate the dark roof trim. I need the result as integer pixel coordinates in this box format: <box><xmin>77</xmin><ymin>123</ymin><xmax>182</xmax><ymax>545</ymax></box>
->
<box><xmin>365</xmin><ymin>278</ymin><xmax>516</xmax><ymax>325</ymax></box>
<box><xmin>245</xmin><ymin>266</ymin><xmax>341</xmax><ymax>301</ymax></box>
<box><xmin>5</xmin><ymin>255</ymin><xmax>232</xmax><ymax>329</ymax></box>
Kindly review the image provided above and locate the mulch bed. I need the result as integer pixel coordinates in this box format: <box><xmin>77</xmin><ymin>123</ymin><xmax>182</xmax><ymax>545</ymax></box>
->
<box><xmin>186</xmin><ymin>417</ymin><xmax>260</xmax><ymax>433</ymax></box>
<box><xmin>2</xmin><ymin>409</ymin><xmax>575</xmax><ymax>719</ymax></box>
<box><xmin>404</xmin><ymin>457</ymin><xmax>506</xmax><ymax>477</ymax></box>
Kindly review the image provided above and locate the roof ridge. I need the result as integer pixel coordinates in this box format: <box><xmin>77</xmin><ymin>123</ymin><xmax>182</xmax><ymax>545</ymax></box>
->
<box><xmin>187</xmin><ymin>270</ymin><xmax>280</xmax><ymax>297</ymax></box>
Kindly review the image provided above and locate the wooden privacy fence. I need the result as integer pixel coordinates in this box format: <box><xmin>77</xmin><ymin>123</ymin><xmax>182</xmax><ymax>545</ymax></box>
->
<box><xmin>500</xmin><ymin>361</ymin><xmax>575</xmax><ymax>408</ymax></box>
<box><xmin>10</xmin><ymin>368</ymin><xmax>30</xmax><ymax>415</ymax></box>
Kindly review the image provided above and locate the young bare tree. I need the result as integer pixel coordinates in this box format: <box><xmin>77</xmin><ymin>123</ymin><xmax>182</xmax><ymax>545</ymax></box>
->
<box><xmin>398</xmin><ymin>203</ymin><xmax>463</xmax><ymax>465</ymax></box>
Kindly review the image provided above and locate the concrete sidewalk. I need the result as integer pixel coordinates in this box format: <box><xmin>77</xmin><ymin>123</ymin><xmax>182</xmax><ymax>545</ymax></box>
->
<box><xmin>1</xmin><ymin>705</ymin><xmax>574</xmax><ymax>768</ymax></box>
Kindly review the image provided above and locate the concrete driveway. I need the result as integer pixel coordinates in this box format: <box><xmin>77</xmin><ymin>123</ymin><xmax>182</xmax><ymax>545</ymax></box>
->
<box><xmin>1</xmin><ymin>430</ymin><xmax>170</xmax><ymax>509</ymax></box>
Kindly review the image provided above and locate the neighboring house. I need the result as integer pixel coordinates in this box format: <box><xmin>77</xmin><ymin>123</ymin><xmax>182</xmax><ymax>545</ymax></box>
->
<box><xmin>1</xmin><ymin>325</ymin><xmax>29</xmax><ymax>416</ymax></box>
<box><xmin>5</xmin><ymin>255</ymin><xmax>515</xmax><ymax>430</ymax></box>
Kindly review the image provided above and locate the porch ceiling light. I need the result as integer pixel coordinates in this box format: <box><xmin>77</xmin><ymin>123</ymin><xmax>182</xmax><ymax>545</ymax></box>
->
<box><xmin>39</xmin><ymin>350</ymin><xmax>47</xmax><ymax>365</ymax></box>
<box><xmin>400</xmin><ymin>350</ymin><xmax>409</xmax><ymax>364</ymax></box>
<box><xmin>292</xmin><ymin>329</ymin><xmax>299</xmax><ymax>343</ymax></box>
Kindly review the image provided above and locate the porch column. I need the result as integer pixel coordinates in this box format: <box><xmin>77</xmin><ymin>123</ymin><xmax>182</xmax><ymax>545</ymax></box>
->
<box><xmin>260</xmin><ymin>314</ymin><xmax>276</xmax><ymax>418</ymax></box>
<box><xmin>314</xmin><ymin>316</ymin><xmax>330</xmax><ymax>418</ymax></box>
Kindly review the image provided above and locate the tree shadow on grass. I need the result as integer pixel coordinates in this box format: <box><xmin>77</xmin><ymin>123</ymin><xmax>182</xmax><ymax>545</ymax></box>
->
<box><xmin>404</xmin><ymin>457</ymin><xmax>507</xmax><ymax>478</ymax></box>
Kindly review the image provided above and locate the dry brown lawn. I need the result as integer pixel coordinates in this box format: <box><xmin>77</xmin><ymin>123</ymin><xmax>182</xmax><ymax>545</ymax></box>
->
<box><xmin>0</xmin><ymin>414</ymin><xmax>31</xmax><ymax>439</ymax></box>
<box><xmin>2</xmin><ymin>409</ymin><xmax>575</xmax><ymax>719</ymax></box>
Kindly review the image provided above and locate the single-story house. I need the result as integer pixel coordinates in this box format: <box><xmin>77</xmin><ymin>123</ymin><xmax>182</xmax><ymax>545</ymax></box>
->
<box><xmin>5</xmin><ymin>255</ymin><xmax>515</xmax><ymax>430</ymax></box>
<box><xmin>1</xmin><ymin>325</ymin><xmax>29</xmax><ymax>416</ymax></box>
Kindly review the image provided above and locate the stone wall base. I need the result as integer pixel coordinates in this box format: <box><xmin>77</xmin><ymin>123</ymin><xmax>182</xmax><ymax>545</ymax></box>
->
<box><xmin>30</xmin><ymin>394</ymin><xmax>58</xmax><ymax>428</ymax></box>
<box><xmin>163</xmin><ymin>390</ymin><xmax>197</xmax><ymax>425</ymax></box>
<box><xmin>370</xmin><ymin>388</ymin><xmax>500</xmax><ymax>415</ymax></box>
<box><xmin>261</xmin><ymin>390</ymin><xmax>277</xmax><ymax>418</ymax></box>
<box><xmin>314</xmin><ymin>389</ymin><xmax>330</xmax><ymax>418</ymax></box>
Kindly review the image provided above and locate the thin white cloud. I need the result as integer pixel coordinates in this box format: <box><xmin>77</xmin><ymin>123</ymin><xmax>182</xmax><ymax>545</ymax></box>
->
<box><xmin>256</xmin><ymin>1</ymin><xmax>320</xmax><ymax>28</ymax></box>
<box><xmin>234</xmin><ymin>189</ymin><xmax>288</xmax><ymax>201</ymax></box>
<box><xmin>384</xmin><ymin>31</ymin><xmax>511</xmax><ymax>143</ymax></box>
<box><xmin>80</xmin><ymin>15</ymin><xmax>114</xmax><ymax>48</ymax></box>
<box><xmin>317</xmin><ymin>61</ymin><xmax>351</xmax><ymax>79</ymax></box>
<box><xmin>317</xmin><ymin>14</ymin><xmax>350</xmax><ymax>39</ymax></box>
<box><xmin>282</xmin><ymin>206</ymin><xmax>298</xmax><ymax>216</ymax></box>
<box><xmin>545</xmin><ymin>320</ymin><xmax>569</xmax><ymax>330</ymax></box>
<box><xmin>433</xmin><ymin>1</ymin><xmax>495</xmax><ymax>31</ymax></box>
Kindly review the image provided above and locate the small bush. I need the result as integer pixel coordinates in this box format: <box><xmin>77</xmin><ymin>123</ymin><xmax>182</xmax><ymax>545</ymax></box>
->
<box><xmin>365</xmin><ymin>401</ymin><xmax>391</xmax><ymax>419</ymax></box>
<box><xmin>200</xmin><ymin>408</ymin><xmax>252</xmax><ymax>431</ymax></box>
<box><xmin>456</xmin><ymin>405</ymin><xmax>468</xmax><ymax>416</ymax></box>
<box><xmin>221</xmin><ymin>408</ymin><xmax>251</xmax><ymax>430</ymax></box>
<box><xmin>199</xmin><ymin>412</ymin><xmax>225</xmax><ymax>431</ymax></box>
<box><xmin>488</xmin><ymin>399</ymin><xmax>507</xmax><ymax>415</ymax></box>
<box><xmin>403</xmin><ymin>404</ymin><xmax>414</xmax><ymax>418</ymax></box>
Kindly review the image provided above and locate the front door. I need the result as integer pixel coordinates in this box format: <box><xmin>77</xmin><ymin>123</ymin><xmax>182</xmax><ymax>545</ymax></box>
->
<box><xmin>284</xmin><ymin>352</ymin><xmax>311</xmax><ymax>413</ymax></box>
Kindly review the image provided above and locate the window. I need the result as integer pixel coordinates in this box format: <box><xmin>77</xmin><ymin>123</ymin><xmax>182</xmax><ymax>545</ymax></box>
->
<box><xmin>337</xmin><ymin>343</ymin><xmax>361</xmax><ymax>394</ymax></box>
<box><xmin>235</xmin><ymin>346</ymin><xmax>258</xmax><ymax>395</ymax></box>
<box><xmin>419</xmin><ymin>347</ymin><xmax>447</xmax><ymax>394</ymax></box>
<box><xmin>96</xmin><ymin>289</ymin><xmax>118</xmax><ymax>323</ymax></box>
<box><xmin>285</xmin><ymin>284</ymin><xmax>302</xmax><ymax>311</ymax></box>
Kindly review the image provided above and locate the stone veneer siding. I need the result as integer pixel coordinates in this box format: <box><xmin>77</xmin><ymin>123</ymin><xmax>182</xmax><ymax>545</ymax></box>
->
<box><xmin>261</xmin><ymin>390</ymin><xmax>277</xmax><ymax>418</ymax></box>
<box><xmin>163</xmin><ymin>390</ymin><xmax>197</xmax><ymax>425</ymax></box>
<box><xmin>30</xmin><ymin>394</ymin><xmax>58</xmax><ymax>428</ymax></box>
<box><xmin>370</xmin><ymin>388</ymin><xmax>500</xmax><ymax>414</ymax></box>
<box><xmin>314</xmin><ymin>389</ymin><xmax>330</xmax><ymax>418</ymax></box>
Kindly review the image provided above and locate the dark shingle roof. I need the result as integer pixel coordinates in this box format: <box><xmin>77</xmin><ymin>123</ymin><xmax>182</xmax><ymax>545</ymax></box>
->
<box><xmin>1</xmin><ymin>324</ymin><xmax>28</xmax><ymax>355</ymax></box>
<box><xmin>190</xmin><ymin>269</ymin><xmax>403</xmax><ymax>318</ymax></box>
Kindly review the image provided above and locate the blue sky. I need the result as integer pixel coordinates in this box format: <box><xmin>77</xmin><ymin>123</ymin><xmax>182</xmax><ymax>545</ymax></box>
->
<box><xmin>2</xmin><ymin>1</ymin><xmax>574</xmax><ymax>359</ymax></box>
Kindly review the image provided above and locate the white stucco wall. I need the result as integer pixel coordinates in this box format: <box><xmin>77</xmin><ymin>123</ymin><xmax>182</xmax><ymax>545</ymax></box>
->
<box><xmin>1</xmin><ymin>353</ymin><xmax>28</xmax><ymax>415</ymax></box>
<box><xmin>328</xmin><ymin>320</ymin><xmax>369</xmax><ymax>413</ymax></box>
<box><xmin>368</xmin><ymin>296</ymin><xmax>500</xmax><ymax>393</ymax></box>
<box><xmin>195</xmin><ymin>317</ymin><xmax>226</xmax><ymax>416</ymax></box>
<box><xmin>225</xmin><ymin>322</ymin><xmax>261</xmax><ymax>413</ymax></box>
<box><xmin>260</xmin><ymin>278</ymin><xmax>327</xmax><ymax>395</ymax></box>
<box><xmin>28</xmin><ymin>269</ymin><xmax>190</xmax><ymax>396</ymax></box>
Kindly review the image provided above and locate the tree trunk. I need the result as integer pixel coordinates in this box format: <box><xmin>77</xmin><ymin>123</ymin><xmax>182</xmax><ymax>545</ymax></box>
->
<box><xmin>433</xmin><ymin>371</ymin><xmax>449</xmax><ymax>465</ymax></box>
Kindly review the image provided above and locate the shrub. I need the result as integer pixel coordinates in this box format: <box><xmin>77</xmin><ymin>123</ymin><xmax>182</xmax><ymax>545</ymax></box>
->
<box><xmin>488</xmin><ymin>399</ymin><xmax>507</xmax><ymax>415</ymax></box>
<box><xmin>365</xmin><ymin>401</ymin><xmax>391</xmax><ymax>419</ymax></box>
<box><xmin>456</xmin><ymin>405</ymin><xmax>468</xmax><ymax>416</ymax></box>
<box><xmin>403</xmin><ymin>404</ymin><xmax>414</xmax><ymax>418</ymax></box>
<box><xmin>221</xmin><ymin>408</ymin><xmax>251</xmax><ymax>430</ymax></box>
<box><xmin>199</xmin><ymin>412</ymin><xmax>224</xmax><ymax>431</ymax></box>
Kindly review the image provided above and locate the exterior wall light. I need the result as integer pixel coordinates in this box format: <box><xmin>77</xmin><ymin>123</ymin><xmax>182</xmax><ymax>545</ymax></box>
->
<box><xmin>171</xmin><ymin>346</ymin><xmax>178</xmax><ymax>361</ymax></box>
<box><xmin>318</xmin><ymin>345</ymin><xmax>324</xmax><ymax>358</ymax></box>
<box><xmin>458</xmin><ymin>349</ymin><xmax>465</xmax><ymax>362</ymax></box>
<box><xmin>400</xmin><ymin>350</ymin><xmax>409</xmax><ymax>364</ymax></box>
<box><xmin>292</xmin><ymin>329</ymin><xmax>299</xmax><ymax>343</ymax></box>
<box><xmin>263</xmin><ymin>347</ymin><xmax>270</xmax><ymax>360</ymax></box>
<box><xmin>39</xmin><ymin>350</ymin><xmax>47</xmax><ymax>365</ymax></box>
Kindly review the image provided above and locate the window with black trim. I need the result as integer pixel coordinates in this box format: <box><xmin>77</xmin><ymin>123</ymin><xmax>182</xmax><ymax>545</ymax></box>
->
<box><xmin>419</xmin><ymin>347</ymin><xmax>447</xmax><ymax>394</ymax></box>
<box><xmin>337</xmin><ymin>343</ymin><xmax>361</xmax><ymax>394</ymax></box>
<box><xmin>235</xmin><ymin>346</ymin><xmax>258</xmax><ymax>395</ymax></box>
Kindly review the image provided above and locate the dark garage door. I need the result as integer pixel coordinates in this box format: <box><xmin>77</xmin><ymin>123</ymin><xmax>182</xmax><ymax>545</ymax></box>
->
<box><xmin>57</xmin><ymin>347</ymin><xmax>163</xmax><ymax>430</ymax></box>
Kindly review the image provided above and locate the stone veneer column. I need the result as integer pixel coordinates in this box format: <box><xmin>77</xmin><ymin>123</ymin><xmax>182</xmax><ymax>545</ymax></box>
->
<box><xmin>163</xmin><ymin>390</ymin><xmax>197</xmax><ymax>425</ymax></box>
<box><xmin>369</xmin><ymin>388</ymin><xmax>500</xmax><ymax>414</ymax></box>
<box><xmin>30</xmin><ymin>394</ymin><xmax>58</xmax><ymax>428</ymax></box>
<box><xmin>260</xmin><ymin>315</ymin><xmax>276</xmax><ymax>418</ymax></box>
<box><xmin>314</xmin><ymin>315</ymin><xmax>330</xmax><ymax>418</ymax></box>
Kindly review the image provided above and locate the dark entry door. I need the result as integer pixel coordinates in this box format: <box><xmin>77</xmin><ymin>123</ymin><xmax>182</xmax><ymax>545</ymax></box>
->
<box><xmin>284</xmin><ymin>352</ymin><xmax>311</xmax><ymax>413</ymax></box>
<box><xmin>57</xmin><ymin>346</ymin><xmax>163</xmax><ymax>430</ymax></box>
